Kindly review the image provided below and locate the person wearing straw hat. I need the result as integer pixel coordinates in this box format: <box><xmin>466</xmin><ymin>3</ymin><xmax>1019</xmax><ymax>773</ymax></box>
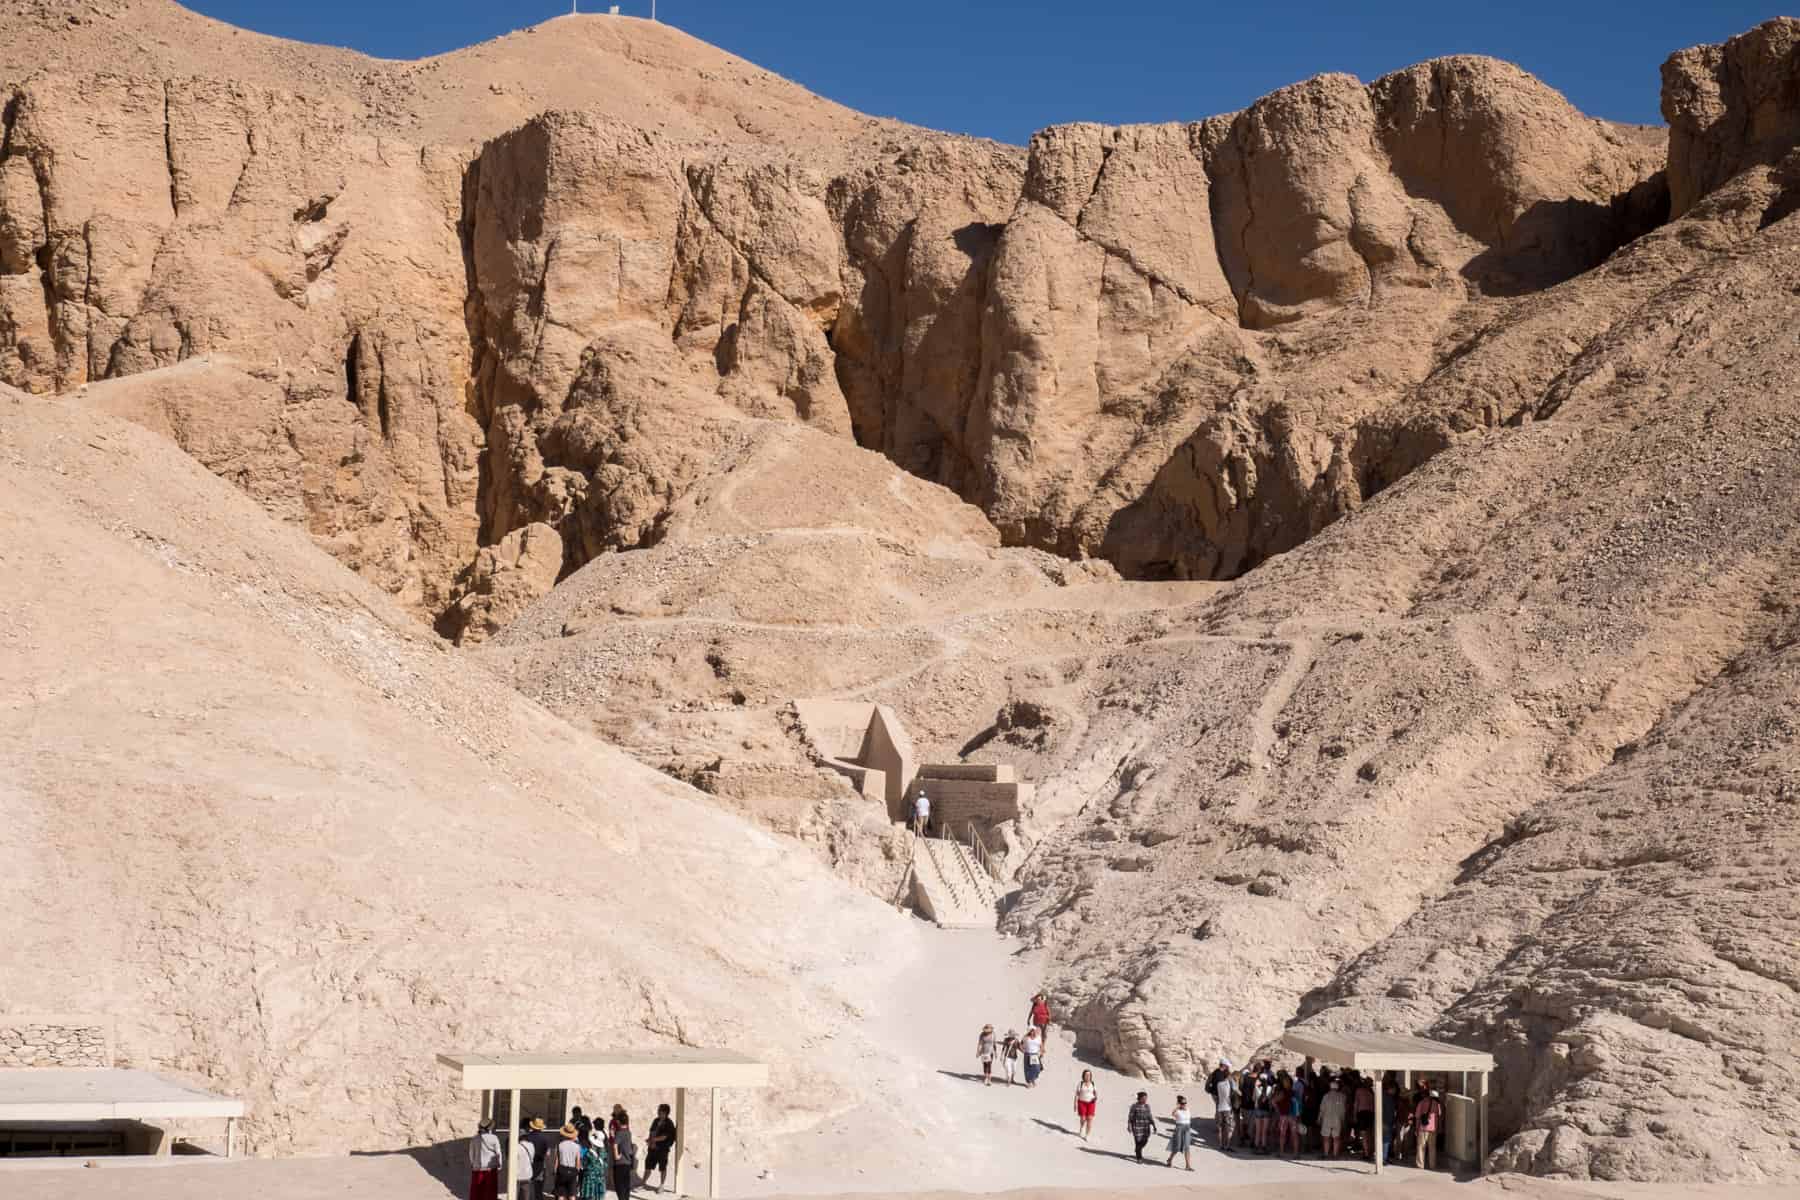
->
<box><xmin>976</xmin><ymin>1024</ymin><xmax>998</xmax><ymax>1086</ymax></box>
<box><xmin>1000</xmin><ymin>1029</ymin><xmax>1022</xmax><ymax>1086</ymax></box>
<box><xmin>551</xmin><ymin>1124</ymin><xmax>584</xmax><ymax>1200</ymax></box>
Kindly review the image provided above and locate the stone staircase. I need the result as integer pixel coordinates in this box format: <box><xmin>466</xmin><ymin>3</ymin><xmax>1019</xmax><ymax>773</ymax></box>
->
<box><xmin>907</xmin><ymin>829</ymin><xmax>1003</xmax><ymax>929</ymax></box>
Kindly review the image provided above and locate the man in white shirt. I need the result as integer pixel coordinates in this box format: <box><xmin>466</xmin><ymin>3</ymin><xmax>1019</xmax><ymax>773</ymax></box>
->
<box><xmin>515</xmin><ymin>1132</ymin><xmax>538</xmax><ymax>1200</ymax></box>
<box><xmin>912</xmin><ymin>790</ymin><xmax>930</xmax><ymax>836</ymax></box>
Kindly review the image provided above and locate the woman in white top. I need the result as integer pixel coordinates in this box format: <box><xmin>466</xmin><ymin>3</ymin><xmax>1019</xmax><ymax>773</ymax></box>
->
<box><xmin>1073</xmin><ymin>1069</ymin><xmax>1099</xmax><ymax>1141</ymax></box>
<box><xmin>1021</xmin><ymin>1027</ymin><xmax>1045</xmax><ymax>1088</ymax></box>
<box><xmin>1164</xmin><ymin>1094</ymin><xmax>1195</xmax><ymax>1171</ymax></box>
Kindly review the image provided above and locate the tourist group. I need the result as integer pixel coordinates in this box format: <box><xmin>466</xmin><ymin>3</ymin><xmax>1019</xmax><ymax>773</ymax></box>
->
<box><xmin>1131</xmin><ymin>1057</ymin><xmax>1448</xmax><ymax>1170</ymax></box>
<box><xmin>972</xmin><ymin>993</ymin><xmax>1058</xmax><ymax>1089</ymax></box>
<box><xmin>465</xmin><ymin>1102</ymin><xmax>679</xmax><ymax>1200</ymax></box>
<box><xmin>978</xmin><ymin>1004</ymin><xmax>1455</xmax><ymax>1172</ymax></box>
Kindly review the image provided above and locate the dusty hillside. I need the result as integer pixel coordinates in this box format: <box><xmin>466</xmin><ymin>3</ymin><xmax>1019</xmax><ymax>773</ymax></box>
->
<box><xmin>7</xmin><ymin>0</ymin><xmax>1800</xmax><ymax>1187</ymax></box>
<box><xmin>0</xmin><ymin>388</ymin><xmax>946</xmax><ymax>1158</ymax></box>
<box><xmin>478</xmin><ymin>18</ymin><xmax>1800</xmax><ymax>1185</ymax></box>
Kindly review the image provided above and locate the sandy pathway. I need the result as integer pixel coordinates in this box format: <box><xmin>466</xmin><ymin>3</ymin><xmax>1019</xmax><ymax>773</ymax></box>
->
<box><xmin>744</xmin><ymin>925</ymin><xmax>1371</xmax><ymax>1195</ymax></box>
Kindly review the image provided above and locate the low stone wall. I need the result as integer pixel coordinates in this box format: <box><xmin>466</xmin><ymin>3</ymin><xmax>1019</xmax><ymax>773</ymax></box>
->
<box><xmin>910</xmin><ymin>776</ymin><xmax>1030</xmax><ymax>829</ymax></box>
<box><xmin>917</xmin><ymin>763</ymin><xmax>1014</xmax><ymax>783</ymax></box>
<box><xmin>0</xmin><ymin>1013</ymin><xmax>113</xmax><ymax>1067</ymax></box>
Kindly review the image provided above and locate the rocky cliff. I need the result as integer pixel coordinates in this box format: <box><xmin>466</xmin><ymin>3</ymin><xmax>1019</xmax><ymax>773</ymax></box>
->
<box><xmin>7</xmin><ymin>2</ymin><xmax>1800</xmax><ymax>1185</ymax></box>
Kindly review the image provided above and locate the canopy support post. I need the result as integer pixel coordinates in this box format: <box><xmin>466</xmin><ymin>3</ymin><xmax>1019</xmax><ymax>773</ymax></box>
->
<box><xmin>1477</xmin><ymin>1070</ymin><xmax>1489</xmax><ymax>1174</ymax></box>
<box><xmin>225</xmin><ymin>1116</ymin><xmax>236</xmax><ymax>1159</ymax></box>
<box><xmin>1372</xmin><ymin>1079</ymin><xmax>1383</xmax><ymax>1174</ymax></box>
<box><xmin>673</xmin><ymin>1088</ymin><xmax>688</xmax><ymax>1196</ymax></box>
<box><xmin>505</xmin><ymin>1087</ymin><xmax>520</xmax><ymax>1200</ymax></box>
<box><xmin>708</xmin><ymin>1087</ymin><xmax>721</xmax><ymax>1198</ymax></box>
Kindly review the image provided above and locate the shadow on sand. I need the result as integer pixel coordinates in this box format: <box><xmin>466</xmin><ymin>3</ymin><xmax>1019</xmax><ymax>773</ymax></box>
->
<box><xmin>352</xmin><ymin>1141</ymin><xmax>462</xmax><ymax>1195</ymax></box>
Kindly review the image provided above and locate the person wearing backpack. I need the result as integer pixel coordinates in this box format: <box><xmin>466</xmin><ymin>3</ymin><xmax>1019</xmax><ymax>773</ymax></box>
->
<box><xmin>1209</xmin><ymin>1060</ymin><xmax>1236</xmax><ymax>1153</ymax></box>
<box><xmin>1000</xmin><ymin>1029</ymin><xmax>1022</xmax><ymax>1086</ymax></box>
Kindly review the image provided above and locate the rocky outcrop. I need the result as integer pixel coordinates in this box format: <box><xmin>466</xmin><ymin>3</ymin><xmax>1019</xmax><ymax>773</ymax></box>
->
<box><xmin>1662</xmin><ymin>17</ymin><xmax>1800</xmax><ymax>219</ymax></box>
<box><xmin>0</xmin><ymin>71</ymin><xmax>481</xmax><ymax>613</ymax></box>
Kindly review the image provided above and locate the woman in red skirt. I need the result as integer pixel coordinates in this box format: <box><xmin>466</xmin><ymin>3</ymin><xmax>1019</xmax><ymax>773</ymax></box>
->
<box><xmin>1073</xmin><ymin>1070</ymin><xmax>1099</xmax><ymax>1142</ymax></box>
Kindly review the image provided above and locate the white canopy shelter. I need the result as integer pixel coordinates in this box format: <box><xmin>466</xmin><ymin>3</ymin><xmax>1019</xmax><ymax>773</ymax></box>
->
<box><xmin>438</xmin><ymin>1049</ymin><xmax>769</xmax><ymax>1197</ymax></box>
<box><xmin>1280</xmin><ymin>1031</ymin><xmax>1495</xmax><ymax>1175</ymax></box>
<box><xmin>0</xmin><ymin>1068</ymin><xmax>244</xmax><ymax>1156</ymax></box>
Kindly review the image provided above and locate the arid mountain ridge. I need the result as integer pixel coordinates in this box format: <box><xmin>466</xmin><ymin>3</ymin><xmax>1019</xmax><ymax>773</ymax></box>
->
<box><xmin>4</xmin><ymin>1</ymin><xmax>1800</xmax><ymax>1186</ymax></box>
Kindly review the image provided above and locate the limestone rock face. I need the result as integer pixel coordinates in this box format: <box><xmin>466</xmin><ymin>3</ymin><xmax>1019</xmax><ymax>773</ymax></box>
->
<box><xmin>1662</xmin><ymin>17</ymin><xmax>1800</xmax><ymax>218</ymax></box>
<box><xmin>0</xmin><ymin>71</ymin><xmax>481</xmax><ymax>614</ymax></box>
<box><xmin>442</xmin><ymin>521</ymin><xmax>563</xmax><ymax>645</ymax></box>
<box><xmin>959</xmin><ymin>58</ymin><xmax>1666</xmax><ymax>577</ymax></box>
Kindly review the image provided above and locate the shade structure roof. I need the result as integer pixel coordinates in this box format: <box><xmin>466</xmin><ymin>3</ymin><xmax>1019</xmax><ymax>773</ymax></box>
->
<box><xmin>438</xmin><ymin>1047</ymin><xmax>769</xmax><ymax>1092</ymax></box>
<box><xmin>0</xmin><ymin>1068</ymin><xmax>245</xmax><ymax>1120</ymax></box>
<box><xmin>1279</xmin><ymin>1031</ymin><xmax>1495</xmax><ymax>1073</ymax></box>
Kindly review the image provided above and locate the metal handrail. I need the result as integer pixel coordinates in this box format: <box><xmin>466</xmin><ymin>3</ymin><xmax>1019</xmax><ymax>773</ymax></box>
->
<box><xmin>966</xmin><ymin>822</ymin><xmax>1004</xmax><ymax>884</ymax></box>
<box><xmin>890</xmin><ymin>835</ymin><xmax>917</xmax><ymax>910</ymax></box>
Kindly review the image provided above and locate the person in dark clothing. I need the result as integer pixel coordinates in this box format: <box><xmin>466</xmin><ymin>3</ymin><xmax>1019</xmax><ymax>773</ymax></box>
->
<box><xmin>645</xmin><ymin>1103</ymin><xmax>677</xmax><ymax>1192</ymax></box>
<box><xmin>1125</xmin><ymin>1091</ymin><xmax>1156</xmax><ymax>1162</ymax></box>
<box><xmin>572</xmin><ymin>1107</ymin><xmax>594</xmax><ymax>1149</ymax></box>
<box><xmin>610</xmin><ymin>1114</ymin><xmax>637</xmax><ymax>1200</ymax></box>
<box><xmin>524</xmin><ymin>1118</ymin><xmax>559</xmax><ymax>1200</ymax></box>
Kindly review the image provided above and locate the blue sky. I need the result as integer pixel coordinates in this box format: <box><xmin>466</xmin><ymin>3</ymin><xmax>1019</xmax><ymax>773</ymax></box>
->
<box><xmin>187</xmin><ymin>1</ymin><xmax>1791</xmax><ymax>145</ymax></box>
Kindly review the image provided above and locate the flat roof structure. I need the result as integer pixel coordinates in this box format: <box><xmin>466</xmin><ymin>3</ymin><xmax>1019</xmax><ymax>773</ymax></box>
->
<box><xmin>440</xmin><ymin>1048</ymin><xmax>769</xmax><ymax>1198</ymax></box>
<box><xmin>1280</xmin><ymin>1031</ymin><xmax>1495</xmax><ymax>1074</ymax></box>
<box><xmin>0</xmin><ymin>1068</ymin><xmax>244</xmax><ymax>1157</ymax></box>
<box><xmin>437</xmin><ymin>1049</ymin><xmax>768</xmax><ymax>1092</ymax></box>
<box><xmin>1279</xmin><ymin>1031</ymin><xmax>1494</xmax><ymax>1177</ymax></box>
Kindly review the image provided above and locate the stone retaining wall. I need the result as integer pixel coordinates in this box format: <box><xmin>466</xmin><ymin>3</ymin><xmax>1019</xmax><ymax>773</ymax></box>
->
<box><xmin>0</xmin><ymin>1013</ymin><xmax>113</xmax><ymax>1067</ymax></box>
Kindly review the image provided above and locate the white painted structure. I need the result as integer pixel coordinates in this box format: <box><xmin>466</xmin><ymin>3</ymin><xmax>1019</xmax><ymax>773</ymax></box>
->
<box><xmin>438</xmin><ymin>1049</ymin><xmax>769</xmax><ymax>1197</ymax></box>
<box><xmin>0</xmin><ymin>1068</ymin><xmax>244</xmax><ymax>1157</ymax></box>
<box><xmin>1278</xmin><ymin>1031</ymin><xmax>1494</xmax><ymax>1176</ymax></box>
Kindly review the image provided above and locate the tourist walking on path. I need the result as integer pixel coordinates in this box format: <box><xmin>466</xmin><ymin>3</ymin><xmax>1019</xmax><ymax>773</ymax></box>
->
<box><xmin>579</xmin><ymin>1128</ymin><xmax>610</xmax><ymax>1200</ymax></box>
<box><xmin>1164</xmin><ymin>1095</ymin><xmax>1195</xmax><ymax>1171</ymax></box>
<box><xmin>645</xmin><ymin>1103</ymin><xmax>677</xmax><ymax>1192</ymax></box>
<box><xmin>1126</xmin><ymin>1090</ymin><xmax>1156</xmax><ymax>1162</ymax></box>
<box><xmin>1001</xmin><ymin>1029</ymin><xmax>1022</xmax><ymax>1085</ymax></box>
<box><xmin>1027</xmin><ymin>993</ymin><xmax>1052</xmax><ymax>1052</ymax></box>
<box><xmin>1209</xmin><ymin>1060</ymin><xmax>1236</xmax><ymax>1153</ymax></box>
<box><xmin>912</xmin><ymin>790</ymin><xmax>930</xmax><ymax>836</ymax></box>
<box><xmin>1414</xmin><ymin>1088</ymin><xmax>1443</xmax><ymax>1170</ymax></box>
<box><xmin>468</xmin><ymin>1118</ymin><xmax>502</xmax><ymax>1200</ymax></box>
<box><xmin>976</xmin><ymin>1024</ymin><xmax>998</xmax><ymax>1086</ymax></box>
<box><xmin>552</xmin><ymin>1125</ymin><xmax>584</xmax><ymax>1200</ymax></box>
<box><xmin>1073</xmin><ymin>1070</ymin><xmax>1099</xmax><ymax>1141</ymax></box>
<box><xmin>1318</xmin><ymin>1078</ymin><xmax>1347</xmax><ymax>1158</ymax></box>
<box><xmin>610</xmin><ymin>1115</ymin><xmax>637</xmax><ymax>1200</ymax></box>
<box><xmin>1022</xmin><ymin>1027</ymin><xmax>1044</xmax><ymax>1087</ymax></box>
